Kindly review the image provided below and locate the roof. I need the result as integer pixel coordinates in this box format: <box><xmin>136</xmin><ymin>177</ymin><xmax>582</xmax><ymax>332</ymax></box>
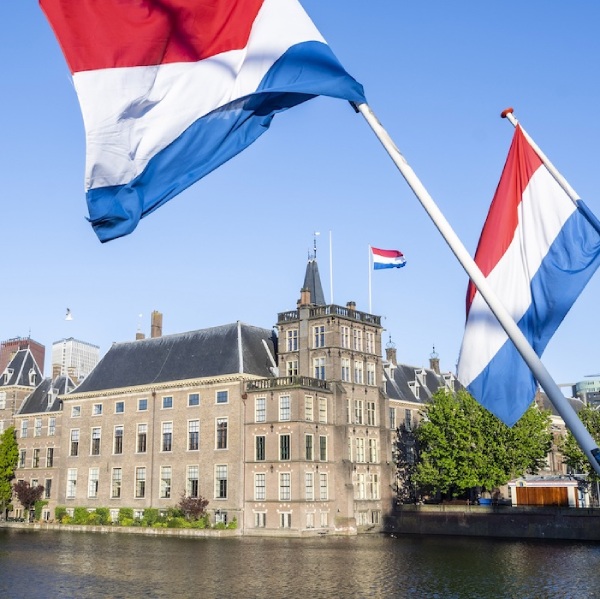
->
<box><xmin>0</xmin><ymin>348</ymin><xmax>43</xmax><ymax>388</ymax></box>
<box><xmin>302</xmin><ymin>259</ymin><xmax>326</xmax><ymax>306</ymax></box>
<box><xmin>383</xmin><ymin>362</ymin><xmax>461</xmax><ymax>404</ymax></box>
<box><xmin>17</xmin><ymin>375</ymin><xmax>74</xmax><ymax>415</ymax></box>
<box><xmin>71</xmin><ymin>322</ymin><xmax>277</xmax><ymax>393</ymax></box>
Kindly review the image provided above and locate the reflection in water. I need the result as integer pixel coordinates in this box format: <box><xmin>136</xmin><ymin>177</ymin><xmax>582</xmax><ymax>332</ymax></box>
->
<box><xmin>1</xmin><ymin>529</ymin><xmax>599</xmax><ymax>598</ymax></box>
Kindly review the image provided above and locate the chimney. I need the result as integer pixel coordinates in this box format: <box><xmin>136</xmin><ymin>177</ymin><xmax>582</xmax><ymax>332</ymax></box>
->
<box><xmin>52</xmin><ymin>363</ymin><xmax>62</xmax><ymax>379</ymax></box>
<box><xmin>151</xmin><ymin>311</ymin><xmax>163</xmax><ymax>338</ymax></box>
<box><xmin>385</xmin><ymin>346</ymin><xmax>397</xmax><ymax>365</ymax></box>
<box><xmin>136</xmin><ymin>332</ymin><xmax>146</xmax><ymax>341</ymax></box>
<box><xmin>299</xmin><ymin>288</ymin><xmax>311</xmax><ymax>307</ymax></box>
<box><xmin>346</xmin><ymin>301</ymin><xmax>356</xmax><ymax>312</ymax></box>
<box><xmin>429</xmin><ymin>346</ymin><xmax>440</xmax><ymax>375</ymax></box>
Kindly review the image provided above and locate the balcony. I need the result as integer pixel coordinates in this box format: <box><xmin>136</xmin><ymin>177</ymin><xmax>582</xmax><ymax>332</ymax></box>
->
<box><xmin>245</xmin><ymin>376</ymin><xmax>330</xmax><ymax>392</ymax></box>
<box><xmin>277</xmin><ymin>304</ymin><xmax>381</xmax><ymax>326</ymax></box>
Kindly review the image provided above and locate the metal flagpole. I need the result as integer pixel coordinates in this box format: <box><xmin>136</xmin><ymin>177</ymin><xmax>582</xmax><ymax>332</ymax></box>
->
<box><xmin>351</xmin><ymin>101</ymin><xmax>600</xmax><ymax>475</ymax></box>
<box><xmin>329</xmin><ymin>230</ymin><xmax>334</xmax><ymax>305</ymax></box>
<box><xmin>368</xmin><ymin>245</ymin><xmax>372</xmax><ymax>314</ymax></box>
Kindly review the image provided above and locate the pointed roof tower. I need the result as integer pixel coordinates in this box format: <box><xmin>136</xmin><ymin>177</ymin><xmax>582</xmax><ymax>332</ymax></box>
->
<box><xmin>300</xmin><ymin>232</ymin><xmax>326</xmax><ymax>306</ymax></box>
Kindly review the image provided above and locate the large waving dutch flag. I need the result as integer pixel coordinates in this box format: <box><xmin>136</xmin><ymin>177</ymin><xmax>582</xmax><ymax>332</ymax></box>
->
<box><xmin>457</xmin><ymin>125</ymin><xmax>600</xmax><ymax>427</ymax></box>
<box><xmin>40</xmin><ymin>0</ymin><xmax>365</xmax><ymax>242</ymax></box>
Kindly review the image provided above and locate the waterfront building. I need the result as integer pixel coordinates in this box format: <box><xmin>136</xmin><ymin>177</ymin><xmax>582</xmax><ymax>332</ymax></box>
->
<box><xmin>51</xmin><ymin>338</ymin><xmax>100</xmax><ymax>382</ymax></box>
<box><xmin>0</xmin><ymin>337</ymin><xmax>45</xmax><ymax>375</ymax></box>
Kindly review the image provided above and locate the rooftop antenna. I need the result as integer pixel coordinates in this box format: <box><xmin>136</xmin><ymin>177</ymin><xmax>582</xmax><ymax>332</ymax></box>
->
<box><xmin>313</xmin><ymin>231</ymin><xmax>320</xmax><ymax>260</ymax></box>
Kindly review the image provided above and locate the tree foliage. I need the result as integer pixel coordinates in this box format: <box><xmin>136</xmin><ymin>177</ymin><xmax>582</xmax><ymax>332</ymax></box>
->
<box><xmin>560</xmin><ymin>405</ymin><xmax>600</xmax><ymax>481</ymax></box>
<box><xmin>0</xmin><ymin>427</ymin><xmax>19</xmax><ymax>512</ymax></box>
<box><xmin>13</xmin><ymin>480</ymin><xmax>45</xmax><ymax>513</ymax></box>
<box><xmin>176</xmin><ymin>492</ymin><xmax>209</xmax><ymax>521</ymax></box>
<box><xmin>413</xmin><ymin>389</ymin><xmax>552</xmax><ymax>497</ymax></box>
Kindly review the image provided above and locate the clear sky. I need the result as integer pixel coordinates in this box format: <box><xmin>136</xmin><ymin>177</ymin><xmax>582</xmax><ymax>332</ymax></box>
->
<box><xmin>2</xmin><ymin>2</ymin><xmax>600</xmax><ymax>391</ymax></box>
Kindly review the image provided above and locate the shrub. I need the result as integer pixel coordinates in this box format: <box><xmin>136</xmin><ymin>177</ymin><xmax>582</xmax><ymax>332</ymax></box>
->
<box><xmin>55</xmin><ymin>506</ymin><xmax>68</xmax><ymax>522</ymax></box>
<box><xmin>73</xmin><ymin>507</ymin><xmax>89</xmax><ymax>525</ymax></box>
<box><xmin>142</xmin><ymin>508</ymin><xmax>160</xmax><ymax>527</ymax></box>
<box><xmin>94</xmin><ymin>508</ymin><xmax>111</xmax><ymax>525</ymax></box>
<box><xmin>176</xmin><ymin>492</ymin><xmax>209</xmax><ymax>521</ymax></box>
<box><xmin>34</xmin><ymin>500</ymin><xmax>48</xmax><ymax>522</ymax></box>
<box><xmin>226</xmin><ymin>517</ymin><xmax>238</xmax><ymax>530</ymax></box>
<box><xmin>118</xmin><ymin>508</ymin><xmax>134</xmax><ymax>525</ymax></box>
<box><xmin>167</xmin><ymin>516</ymin><xmax>190</xmax><ymax>528</ymax></box>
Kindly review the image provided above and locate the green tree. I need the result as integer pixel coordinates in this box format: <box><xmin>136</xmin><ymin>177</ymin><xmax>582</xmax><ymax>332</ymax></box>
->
<box><xmin>0</xmin><ymin>427</ymin><xmax>19</xmax><ymax>517</ymax></box>
<box><xmin>413</xmin><ymin>389</ymin><xmax>551</xmax><ymax>498</ymax></box>
<box><xmin>13</xmin><ymin>480</ymin><xmax>44</xmax><ymax>519</ymax></box>
<box><xmin>560</xmin><ymin>405</ymin><xmax>600</xmax><ymax>481</ymax></box>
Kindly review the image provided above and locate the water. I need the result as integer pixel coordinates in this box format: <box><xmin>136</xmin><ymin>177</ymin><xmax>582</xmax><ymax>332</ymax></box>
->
<box><xmin>0</xmin><ymin>529</ymin><xmax>599</xmax><ymax>598</ymax></box>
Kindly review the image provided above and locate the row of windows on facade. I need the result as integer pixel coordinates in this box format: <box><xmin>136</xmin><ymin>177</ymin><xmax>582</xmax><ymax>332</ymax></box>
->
<box><xmin>284</xmin><ymin>357</ymin><xmax>378</xmax><ymax>384</ymax></box>
<box><xmin>389</xmin><ymin>407</ymin><xmax>414</xmax><ymax>431</ymax></box>
<box><xmin>285</xmin><ymin>327</ymin><xmax>377</xmax><ymax>353</ymax></box>
<box><xmin>252</xmin><ymin>509</ymin><xmax>381</xmax><ymax>529</ymax></box>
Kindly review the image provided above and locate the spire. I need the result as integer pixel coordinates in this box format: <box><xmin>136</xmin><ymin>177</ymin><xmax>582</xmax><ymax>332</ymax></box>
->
<box><xmin>302</xmin><ymin>258</ymin><xmax>326</xmax><ymax>306</ymax></box>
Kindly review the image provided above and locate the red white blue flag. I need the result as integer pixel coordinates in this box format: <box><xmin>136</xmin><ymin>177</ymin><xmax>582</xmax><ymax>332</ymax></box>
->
<box><xmin>371</xmin><ymin>247</ymin><xmax>406</xmax><ymax>270</ymax></box>
<box><xmin>40</xmin><ymin>0</ymin><xmax>365</xmax><ymax>242</ymax></box>
<box><xmin>457</xmin><ymin>126</ymin><xmax>600</xmax><ymax>426</ymax></box>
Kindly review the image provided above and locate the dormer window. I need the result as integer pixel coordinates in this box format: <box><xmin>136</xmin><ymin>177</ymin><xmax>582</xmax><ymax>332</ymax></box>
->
<box><xmin>408</xmin><ymin>380</ymin><xmax>420</xmax><ymax>400</ymax></box>
<box><xmin>3</xmin><ymin>369</ymin><xmax>13</xmax><ymax>385</ymax></box>
<box><xmin>29</xmin><ymin>368</ymin><xmax>37</xmax><ymax>386</ymax></box>
<box><xmin>415</xmin><ymin>368</ymin><xmax>426</xmax><ymax>385</ymax></box>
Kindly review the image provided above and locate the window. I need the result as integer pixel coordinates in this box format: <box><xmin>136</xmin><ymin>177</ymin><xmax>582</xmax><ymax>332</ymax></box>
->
<box><xmin>254</xmin><ymin>473</ymin><xmax>266</xmax><ymax>501</ymax></box>
<box><xmin>188</xmin><ymin>420</ymin><xmax>199</xmax><ymax>451</ymax></box>
<box><xmin>341</xmin><ymin>358</ymin><xmax>350</xmax><ymax>382</ymax></box>
<box><xmin>279</xmin><ymin>395</ymin><xmax>290</xmax><ymax>421</ymax></box>
<box><xmin>215</xmin><ymin>511</ymin><xmax>227</xmax><ymax>526</ymax></box>
<box><xmin>135</xmin><ymin>467</ymin><xmax>146</xmax><ymax>498</ymax></box>
<box><xmin>215</xmin><ymin>465</ymin><xmax>227</xmax><ymax>499</ymax></box>
<box><xmin>138</xmin><ymin>398</ymin><xmax>148</xmax><ymax>411</ymax></box>
<box><xmin>368</xmin><ymin>473</ymin><xmax>380</xmax><ymax>499</ymax></box>
<box><xmin>91</xmin><ymin>427</ymin><xmax>101</xmax><ymax>455</ymax></box>
<box><xmin>286</xmin><ymin>360</ymin><xmax>298</xmax><ymax>377</ymax></box>
<box><xmin>313</xmin><ymin>325</ymin><xmax>325</xmax><ymax>348</ymax></box>
<box><xmin>216</xmin><ymin>390</ymin><xmax>228</xmax><ymax>404</ymax></box>
<box><xmin>279</xmin><ymin>473</ymin><xmax>291</xmax><ymax>501</ymax></box>
<box><xmin>354</xmin><ymin>399</ymin><xmax>364</xmax><ymax>425</ymax></box>
<box><xmin>353</xmin><ymin>329</ymin><xmax>363</xmax><ymax>352</ymax></box>
<box><xmin>366</xmin><ymin>331</ymin><xmax>375</xmax><ymax>354</ymax></box>
<box><xmin>319</xmin><ymin>436</ymin><xmax>327</xmax><ymax>461</ymax></box>
<box><xmin>114</xmin><ymin>426</ymin><xmax>124</xmax><ymax>454</ymax></box>
<box><xmin>33</xmin><ymin>449</ymin><xmax>40</xmax><ymax>468</ymax></box>
<box><xmin>319</xmin><ymin>473</ymin><xmax>328</xmax><ymax>500</ymax></box>
<box><xmin>188</xmin><ymin>393</ymin><xmax>200</xmax><ymax>407</ymax></box>
<box><xmin>160</xmin><ymin>466</ymin><xmax>172</xmax><ymax>498</ymax></box>
<box><xmin>280</xmin><ymin>512</ymin><xmax>291</xmax><ymax>528</ymax></box>
<box><xmin>313</xmin><ymin>357</ymin><xmax>325</xmax><ymax>380</ymax></box>
<box><xmin>18</xmin><ymin>450</ymin><xmax>26</xmax><ymax>468</ymax></box>
<box><xmin>48</xmin><ymin>417</ymin><xmax>56</xmax><ymax>436</ymax></box>
<box><xmin>88</xmin><ymin>468</ymin><xmax>99</xmax><ymax>498</ymax></box>
<box><xmin>20</xmin><ymin>420</ymin><xmax>28</xmax><ymax>439</ymax></box>
<box><xmin>320</xmin><ymin>512</ymin><xmax>328</xmax><ymax>528</ymax></box>
<box><xmin>162</xmin><ymin>396</ymin><xmax>173</xmax><ymax>409</ymax></box>
<box><xmin>70</xmin><ymin>429</ymin><xmax>80</xmax><ymax>457</ymax></box>
<box><xmin>354</xmin><ymin>361</ymin><xmax>364</xmax><ymax>384</ymax></box>
<box><xmin>46</xmin><ymin>447</ymin><xmax>54</xmax><ymax>468</ymax></box>
<box><xmin>92</xmin><ymin>404</ymin><xmax>103</xmax><ymax>416</ymax></box>
<box><xmin>286</xmin><ymin>329</ymin><xmax>298</xmax><ymax>351</ymax></box>
<box><xmin>356</xmin><ymin>473</ymin><xmax>366</xmax><ymax>500</ymax></box>
<box><xmin>254</xmin><ymin>512</ymin><xmax>266</xmax><ymax>528</ymax></box>
<box><xmin>162</xmin><ymin>422</ymin><xmax>173</xmax><ymax>452</ymax></box>
<box><xmin>34</xmin><ymin>418</ymin><xmax>42</xmax><ymax>437</ymax></box>
<box><xmin>255</xmin><ymin>435</ymin><xmax>265</xmax><ymax>461</ymax></box>
<box><xmin>371</xmin><ymin>510</ymin><xmax>381</xmax><ymax>525</ymax></box>
<box><xmin>280</xmin><ymin>434</ymin><xmax>291</xmax><ymax>461</ymax></box>
<box><xmin>0</xmin><ymin>392</ymin><xmax>5</xmax><ymax>409</ymax></box>
<box><xmin>405</xmin><ymin>409</ymin><xmax>412</xmax><ymax>431</ymax></box>
<box><xmin>367</xmin><ymin>363</ymin><xmax>376</xmax><ymax>386</ymax></box>
<box><xmin>44</xmin><ymin>479</ymin><xmax>52</xmax><ymax>499</ymax></box>
<box><xmin>216</xmin><ymin>418</ymin><xmax>228</xmax><ymax>450</ymax></box>
<box><xmin>0</xmin><ymin>420</ymin><xmax>4</xmax><ymax>434</ymax></box>
<box><xmin>66</xmin><ymin>468</ymin><xmax>77</xmax><ymax>499</ymax></box>
<box><xmin>115</xmin><ymin>401</ymin><xmax>124</xmax><ymax>414</ymax></box>
<box><xmin>305</xmin><ymin>472</ymin><xmax>314</xmax><ymax>501</ymax></box>
<box><xmin>304</xmin><ymin>396</ymin><xmax>313</xmax><ymax>421</ymax></box>
<box><xmin>340</xmin><ymin>326</ymin><xmax>350</xmax><ymax>349</ymax></box>
<box><xmin>389</xmin><ymin>407</ymin><xmax>396</xmax><ymax>430</ymax></box>
<box><xmin>71</xmin><ymin>406</ymin><xmax>81</xmax><ymax>418</ymax></box>
<box><xmin>356</xmin><ymin>438</ymin><xmax>365</xmax><ymax>462</ymax></box>
<box><xmin>305</xmin><ymin>434</ymin><xmax>313</xmax><ymax>461</ymax></box>
<box><xmin>111</xmin><ymin>468</ymin><xmax>122</xmax><ymax>498</ymax></box>
<box><xmin>367</xmin><ymin>401</ymin><xmax>376</xmax><ymax>426</ymax></box>
<box><xmin>318</xmin><ymin>398</ymin><xmax>327</xmax><ymax>423</ymax></box>
<box><xmin>187</xmin><ymin>466</ymin><xmax>199</xmax><ymax>498</ymax></box>
<box><xmin>369</xmin><ymin>438</ymin><xmax>378</xmax><ymax>463</ymax></box>
<box><xmin>255</xmin><ymin>397</ymin><xmax>266</xmax><ymax>423</ymax></box>
<box><xmin>137</xmin><ymin>424</ymin><xmax>147</xmax><ymax>453</ymax></box>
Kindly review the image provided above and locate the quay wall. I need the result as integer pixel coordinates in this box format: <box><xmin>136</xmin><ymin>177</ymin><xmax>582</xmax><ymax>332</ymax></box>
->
<box><xmin>386</xmin><ymin>505</ymin><xmax>600</xmax><ymax>541</ymax></box>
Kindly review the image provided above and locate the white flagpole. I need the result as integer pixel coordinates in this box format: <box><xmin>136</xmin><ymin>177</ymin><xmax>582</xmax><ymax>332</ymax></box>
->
<box><xmin>329</xmin><ymin>230</ymin><xmax>334</xmax><ymax>305</ymax></box>
<box><xmin>352</xmin><ymin>101</ymin><xmax>600</xmax><ymax>475</ymax></box>
<box><xmin>368</xmin><ymin>245</ymin><xmax>372</xmax><ymax>313</ymax></box>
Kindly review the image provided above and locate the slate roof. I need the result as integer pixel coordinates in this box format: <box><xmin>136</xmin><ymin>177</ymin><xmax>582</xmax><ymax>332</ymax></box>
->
<box><xmin>0</xmin><ymin>349</ymin><xmax>43</xmax><ymax>388</ymax></box>
<box><xmin>71</xmin><ymin>322</ymin><xmax>277</xmax><ymax>394</ymax></box>
<box><xmin>383</xmin><ymin>362</ymin><xmax>461</xmax><ymax>404</ymax></box>
<box><xmin>303</xmin><ymin>259</ymin><xmax>326</xmax><ymax>306</ymax></box>
<box><xmin>17</xmin><ymin>375</ymin><xmax>74</xmax><ymax>415</ymax></box>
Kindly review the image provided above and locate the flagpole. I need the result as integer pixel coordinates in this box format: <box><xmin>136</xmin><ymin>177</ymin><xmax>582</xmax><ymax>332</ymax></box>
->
<box><xmin>329</xmin><ymin>230</ymin><xmax>334</xmax><ymax>305</ymax></box>
<box><xmin>351</xmin><ymin>101</ymin><xmax>600</xmax><ymax>475</ymax></box>
<box><xmin>368</xmin><ymin>245</ymin><xmax>372</xmax><ymax>313</ymax></box>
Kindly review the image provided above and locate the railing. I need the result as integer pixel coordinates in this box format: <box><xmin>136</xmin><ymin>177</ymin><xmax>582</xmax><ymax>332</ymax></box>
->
<box><xmin>245</xmin><ymin>376</ymin><xmax>330</xmax><ymax>392</ymax></box>
<box><xmin>277</xmin><ymin>305</ymin><xmax>381</xmax><ymax>326</ymax></box>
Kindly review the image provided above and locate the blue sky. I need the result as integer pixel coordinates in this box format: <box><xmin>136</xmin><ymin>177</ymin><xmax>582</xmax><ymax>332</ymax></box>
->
<box><xmin>2</xmin><ymin>2</ymin><xmax>600</xmax><ymax>391</ymax></box>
